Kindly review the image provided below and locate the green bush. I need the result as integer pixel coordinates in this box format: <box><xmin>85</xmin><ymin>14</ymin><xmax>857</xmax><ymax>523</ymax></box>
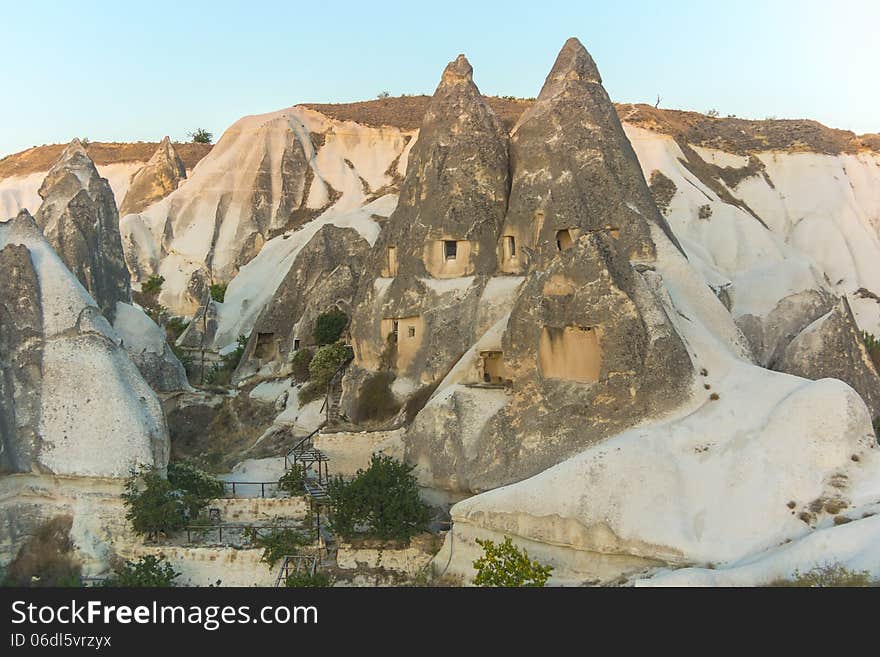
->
<box><xmin>188</xmin><ymin>128</ymin><xmax>213</xmax><ymax>144</ymax></box>
<box><xmin>299</xmin><ymin>343</ymin><xmax>351</xmax><ymax>402</ymax></box>
<box><xmin>204</xmin><ymin>335</ymin><xmax>248</xmax><ymax>386</ymax></box>
<box><xmin>142</xmin><ymin>275</ymin><xmax>165</xmax><ymax>295</ymax></box>
<box><xmin>353</xmin><ymin>371</ymin><xmax>400</xmax><ymax>423</ymax></box>
<box><xmin>251</xmin><ymin>527</ymin><xmax>313</xmax><ymax>567</ymax></box>
<box><xmin>103</xmin><ymin>555</ymin><xmax>179</xmax><ymax>587</ymax></box>
<box><xmin>122</xmin><ymin>463</ymin><xmax>224</xmax><ymax>538</ymax></box>
<box><xmin>472</xmin><ymin>536</ymin><xmax>553</xmax><ymax>587</ymax></box>
<box><xmin>863</xmin><ymin>331</ymin><xmax>880</xmax><ymax>371</ymax></box>
<box><xmin>770</xmin><ymin>563</ymin><xmax>876</xmax><ymax>587</ymax></box>
<box><xmin>291</xmin><ymin>348</ymin><xmax>313</xmax><ymax>383</ymax></box>
<box><xmin>313</xmin><ymin>309</ymin><xmax>349</xmax><ymax>345</ymax></box>
<box><xmin>210</xmin><ymin>282</ymin><xmax>228</xmax><ymax>303</ymax></box>
<box><xmin>278</xmin><ymin>465</ymin><xmax>307</xmax><ymax>495</ymax></box>
<box><xmin>285</xmin><ymin>570</ymin><xmax>331</xmax><ymax>587</ymax></box>
<box><xmin>328</xmin><ymin>453</ymin><xmax>430</xmax><ymax>542</ymax></box>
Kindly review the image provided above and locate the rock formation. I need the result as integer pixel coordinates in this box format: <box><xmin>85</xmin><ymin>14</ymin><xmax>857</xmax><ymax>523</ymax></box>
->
<box><xmin>0</xmin><ymin>210</ymin><xmax>168</xmax><ymax>477</ymax></box>
<box><xmin>34</xmin><ymin>139</ymin><xmax>131</xmax><ymax>321</ymax></box>
<box><xmin>113</xmin><ymin>302</ymin><xmax>192</xmax><ymax>392</ymax></box>
<box><xmin>234</xmin><ymin>224</ymin><xmax>370</xmax><ymax>382</ymax></box>
<box><xmin>777</xmin><ymin>296</ymin><xmax>880</xmax><ymax>416</ymax></box>
<box><xmin>397</xmin><ymin>40</ymin><xmax>693</xmax><ymax>493</ymax></box>
<box><xmin>499</xmin><ymin>37</ymin><xmax>682</xmax><ymax>273</ymax></box>
<box><xmin>119</xmin><ymin>136</ymin><xmax>187</xmax><ymax>216</ymax></box>
<box><xmin>347</xmin><ymin>54</ymin><xmax>510</xmax><ymax>395</ymax></box>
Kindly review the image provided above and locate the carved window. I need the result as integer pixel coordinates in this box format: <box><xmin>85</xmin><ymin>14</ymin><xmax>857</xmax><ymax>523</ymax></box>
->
<box><xmin>444</xmin><ymin>240</ymin><xmax>458</xmax><ymax>260</ymax></box>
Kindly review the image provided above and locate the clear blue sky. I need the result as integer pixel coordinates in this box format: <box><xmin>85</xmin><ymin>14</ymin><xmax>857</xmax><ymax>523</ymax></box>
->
<box><xmin>1</xmin><ymin>0</ymin><xmax>877</xmax><ymax>158</ymax></box>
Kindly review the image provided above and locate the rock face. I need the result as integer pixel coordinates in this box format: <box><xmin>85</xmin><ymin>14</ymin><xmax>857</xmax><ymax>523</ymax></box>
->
<box><xmin>234</xmin><ymin>224</ymin><xmax>370</xmax><ymax>382</ymax></box>
<box><xmin>34</xmin><ymin>139</ymin><xmax>131</xmax><ymax>321</ymax></box>
<box><xmin>778</xmin><ymin>297</ymin><xmax>880</xmax><ymax>416</ymax></box>
<box><xmin>346</xmin><ymin>42</ymin><xmax>696</xmax><ymax>494</ymax></box>
<box><xmin>0</xmin><ymin>211</ymin><xmax>168</xmax><ymax>477</ymax></box>
<box><xmin>119</xmin><ymin>137</ymin><xmax>187</xmax><ymax>216</ymax></box>
<box><xmin>348</xmin><ymin>54</ymin><xmax>510</xmax><ymax>392</ymax></box>
<box><xmin>499</xmin><ymin>38</ymin><xmax>681</xmax><ymax>273</ymax></box>
<box><xmin>112</xmin><ymin>302</ymin><xmax>191</xmax><ymax>392</ymax></box>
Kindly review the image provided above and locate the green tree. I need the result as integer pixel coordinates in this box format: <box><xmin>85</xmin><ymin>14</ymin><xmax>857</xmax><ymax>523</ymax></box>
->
<box><xmin>328</xmin><ymin>453</ymin><xmax>430</xmax><ymax>542</ymax></box>
<box><xmin>278</xmin><ymin>464</ymin><xmax>307</xmax><ymax>495</ymax></box>
<box><xmin>472</xmin><ymin>536</ymin><xmax>553</xmax><ymax>587</ymax></box>
<box><xmin>210</xmin><ymin>282</ymin><xmax>227</xmax><ymax>303</ymax></box>
<box><xmin>142</xmin><ymin>275</ymin><xmax>165</xmax><ymax>295</ymax></box>
<box><xmin>298</xmin><ymin>342</ymin><xmax>351</xmax><ymax>402</ymax></box>
<box><xmin>312</xmin><ymin>309</ymin><xmax>349</xmax><ymax>345</ymax></box>
<box><xmin>103</xmin><ymin>555</ymin><xmax>179</xmax><ymax>587</ymax></box>
<box><xmin>122</xmin><ymin>463</ymin><xmax>224</xmax><ymax>538</ymax></box>
<box><xmin>188</xmin><ymin>128</ymin><xmax>213</xmax><ymax>144</ymax></box>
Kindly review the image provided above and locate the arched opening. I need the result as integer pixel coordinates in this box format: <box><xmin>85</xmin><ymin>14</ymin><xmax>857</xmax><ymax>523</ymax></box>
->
<box><xmin>556</xmin><ymin>229</ymin><xmax>573</xmax><ymax>251</ymax></box>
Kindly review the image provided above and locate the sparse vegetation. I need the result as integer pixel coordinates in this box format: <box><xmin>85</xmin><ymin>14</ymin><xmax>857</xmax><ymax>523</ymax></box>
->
<box><xmin>251</xmin><ymin>526</ymin><xmax>314</xmax><ymax>567</ymax></box>
<box><xmin>299</xmin><ymin>342</ymin><xmax>351</xmax><ymax>403</ymax></box>
<box><xmin>142</xmin><ymin>275</ymin><xmax>165</xmax><ymax>295</ymax></box>
<box><xmin>102</xmin><ymin>555</ymin><xmax>179</xmax><ymax>587</ymax></box>
<box><xmin>313</xmin><ymin>309</ymin><xmax>349</xmax><ymax>345</ymax></box>
<box><xmin>862</xmin><ymin>331</ymin><xmax>880</xmax><ymax>370</ymax></box>
<box><xmin>204</xmin><ymin>334</ymin><xmax>248</xmax><ymax>386</ymax></box>
<box><xmin>698</xmin><ymin>204</ymin><xmax>713</xmax><ymax>220</ymax></box>
<box><xmin>122</xmin><ymin>463</ymin><xmax>223</xmax><ymax>539</ymax></box>
<box><xmin>376</xmin><ymin>91</ymin><xmax>390</xmax><ymax>99</ymax></box>
<box><xmin>285</xmin><ymin>570</ymin><xmax>331</xmax><ymax>587</ymax></box>
<box><xmin>352</xmin><ymin>371</ymin><xmax>400</xmax><ymax>423</ymax></box>
<box><xmin>188</xmin><ymin>128</ymin><xmax>213</xmax><ymax>144</ymax></box>
<box><xmin>472</xmin><ymin>536</ymin><xmax>553</xmax><ymax>587</ymax></box>
<box><xmin>278</xmin><ymin>464</ymin><xmax>307</xmax><ymax>495</ymax></box>
<box><xmin>291</xmin><ymin>348</ymin><xmax>313</xmax><ymax>383</ymax></box>
<box><xmin>770</xmin><ymin>563</ymin><xmax>876</xmax><ymax>587</ymax></box>
<box><xmin>328</xmin><ymin>453</ymin><xmax>430</xmax><ymax>542</ymax></box>
<box><xmin>3</xmin><ymin>516</ymin><xmax>82</xmax><ymax>587</ymax></box>
<box><xmin>706</xmin><ymin>109</ymin><xmax>719</xmax><ymax>118</ymax></box>
<box><xmin>209</xmin><ymin>282</ymin><xmax>228</xmax><ymax>303</ymax></box>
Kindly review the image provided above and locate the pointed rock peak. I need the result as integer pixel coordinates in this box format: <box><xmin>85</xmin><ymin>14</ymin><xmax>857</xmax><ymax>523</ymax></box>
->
<box><xmin>8</xmin><ymin>209</ymin><xmax>43</xmax><ymax>240</ymax></box>
<box><xmin>545</xmin><ymin>37</ymin><xmax>601</xmax><ymax>86</ymax></box>
<box><xmin>160</xmin><ymin>135</ymin><xmax>171</xmax><ymax>146</ymax></box>
<box><xmin>440</xmin><ymin>54</ymin><xmax>474</xmax><ymax>86</ymax></box>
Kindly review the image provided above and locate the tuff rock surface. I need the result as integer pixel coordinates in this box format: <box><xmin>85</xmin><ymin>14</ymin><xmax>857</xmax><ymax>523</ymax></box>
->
<box><xmin>234</xmin><ymin>224</ymin><xmax>370</xmax><ymax>382</ymax></box>
<box><xmin>34</xmin><ymin>139</ymin><xmax>131</xmax><ymax>321</ymax></box>
<box><xmin>0</xmin><ymin>210</ymin><xmax>168</xmax><ymax>477</ymax></box>
<box><xmin>119</xmin><ymin>136</ymin><xmax>187</xmax><ymax>216</ymax></box>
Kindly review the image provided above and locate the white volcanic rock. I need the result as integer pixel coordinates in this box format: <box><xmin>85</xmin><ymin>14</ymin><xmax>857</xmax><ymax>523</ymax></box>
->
<box><xmin>120</xmin><ymin>107</ymin><xmax>413</xmax><ymax>315</ymax></box>
<box><xmin>0</xmin><ymin>210</ymin><xmax>168</xmax><ymax>478</ymax></box>
<box><xmin>436</xmin><ymin>224</ymin><xmax>880</xmax><ymax>584</ymax></box>
<box><xmin>119</xmin><ymin>136</ymin><xmax>187</xmax><ymax>216</ymax></box>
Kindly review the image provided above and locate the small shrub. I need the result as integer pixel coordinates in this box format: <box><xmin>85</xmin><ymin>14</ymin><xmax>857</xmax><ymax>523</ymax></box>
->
<box><xmin>472</xmin><ymin>536</ymin><xmax>553</xmax><ymax>587</ymax></box>
<box><xmin>251</xmin><ymin>527</ymin><xmax>313</xmax><ymax>567</ymax></box>
<box><xmin>165</xmin><ymin>316</ymin><xmax>189</xmax><ymax>342</ymax></box>
<box><xmin>863</xmin><ymin>331</ymin><xmax>880</xmax><ymax>371</ymax></box>
<box><xmin>278</xmin><ymin>465</ymin><xmax>307</xmax><ymax>495</ymax></box>
<box><xmin>299</xmin><ymin>342</ymin><xmax>351</xmax><ymax>402</ymax></box>
<box><xmin>291</xmin><ymin>348</ymin><xmax>313</xmax><ymax>383</ymax></box>
<box><xmin>123</xmin><ymin>463</ymin><xmax>223</xmax><ymax>538</ymax></box>
<box><xmin>188</xmin><ymin>128</ymin><xmax>213</xmax><ymax>144</ymax></box>
<box><xmin>142</xmin><ymin>275</ymin><xmax>165</xmax><ymax>295</ymax></box>
<box><xmin>103</xmin><ymin>555</ymin><xmax>179</xmax><ymax>587</ymax></box>
<box><xmin>328</xmin><ymin>453</ymin><xmax>430</xmax><ymax>542</ymax></box>
<box><xmin>285</xmin><ymin>570</ymin><xmax>331</xmax><ymax>587</ymax></box>
<box><xmin>3</xmin><ymin>516</ymin><xmax>82</xmax><ymax>587</ymax></box>
<box><xmin>353</xmin><ymin>371</ymin><xmax>400</xmax><ymax>423</ymax></box>
<box><xmin>770</xmin><ymin>563</ymin><xmax>876</xmax><ymax>587</ymax></box>
<box><xmin>706</xmin><ymin>108</ymin><xmax>719</xmax><ymax>118</ymax></box>
<box><xmin>376</xmin><ymin>91</ymin><xmax>390</xmax><ymax>99</ymax></box>
<box><xmin>210</xmin><ymin>282</ymin><xmax>228</xmax><ymax>303</ymax></box>
<box><xmin>698</xmin><ymin>204</ymin><xmax>713</xmax><ymax>220</ymax></box>
<box><xmin>313</xmin><ymin>309</ymin><xmax>349</xmax><ymax>345</ymax></box>
<box><xmin>204</xmin><ymin>334</ymin><xmax>248</xmax><ymax>386</ymax></box>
